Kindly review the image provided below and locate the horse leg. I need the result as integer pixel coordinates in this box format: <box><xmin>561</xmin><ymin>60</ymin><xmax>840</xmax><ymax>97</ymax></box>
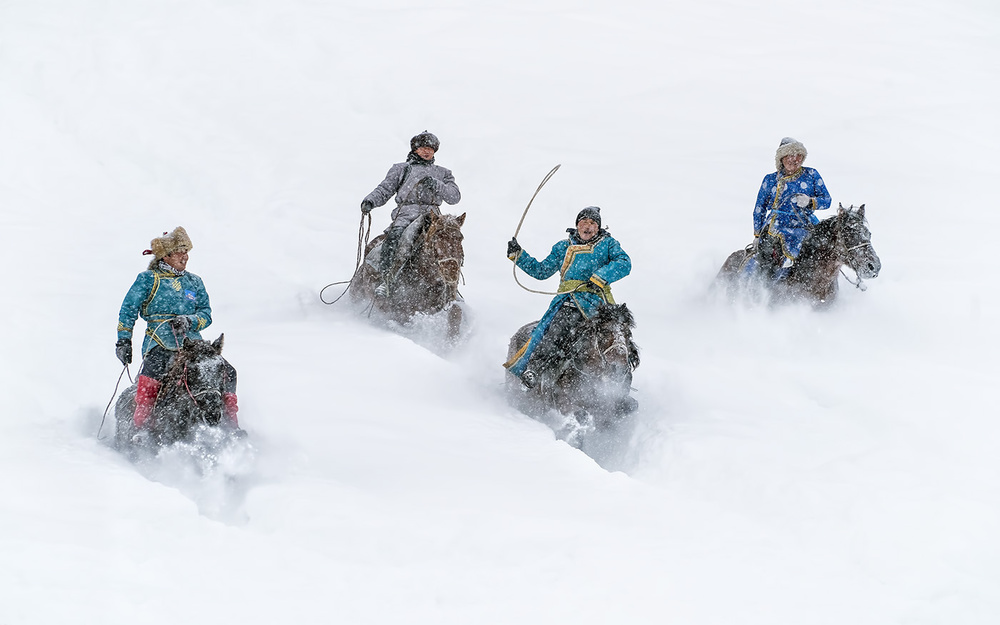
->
<box><xmin>446</xmin><ymin>303</ymin><xmax>462</xmax><ymax>339</ymax></box>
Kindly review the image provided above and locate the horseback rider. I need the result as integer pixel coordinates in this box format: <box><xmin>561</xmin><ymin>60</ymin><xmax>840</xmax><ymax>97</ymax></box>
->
<box><xmin>751</xmin><ymin>137</ymin><xmax>832</xmax><ymax>281</ymax></box>
<box><xmin>504</xmin><ymin>207</ymin><xmax>632</xmax><ymax>388</ymax></box>
<box><xmin>115</xmin><ymin>227</ymin><xmax>240</xmax><ymax>433</ymax></box>
<box><xmin>360</xmin><ymin>131</ymin><xmax>462</xmax><ymax>297</ymax></box>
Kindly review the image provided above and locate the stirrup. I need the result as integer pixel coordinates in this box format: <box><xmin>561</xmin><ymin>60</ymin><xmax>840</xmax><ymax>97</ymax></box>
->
<box><xmin>521</xmin><ymin>370</ymin><xmax>537</xmax><ymax>389</ymax></box>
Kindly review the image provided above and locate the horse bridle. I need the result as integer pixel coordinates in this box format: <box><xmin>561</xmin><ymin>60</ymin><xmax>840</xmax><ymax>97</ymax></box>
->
<box><xmin>430</xmin><ymin>223</ymin><xmax>464</xmax><ymax>288</ymax></box>
<box><xmin>837</xmin><ymin>213</ymin><xmax>873</xmax><ymax>290</ymax></box>
<box><xmin>178</xmin><ymin>361</ymin><xmax>223</xmax><ymax>423</ymax></box>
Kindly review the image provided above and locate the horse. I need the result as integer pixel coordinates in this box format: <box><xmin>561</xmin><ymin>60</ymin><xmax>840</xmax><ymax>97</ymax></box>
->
<box><xmin>350</xmin><ymin>212</ymin><xmax>466</xmax><ymax>340</ymax></box>
<box><xmin>715</xmin><ymin>204</ymin><xmax>881</xmax><ymax>306</ymax></box>
<box><xmin>115</xmin><ymin>335</ymin><xmax>234</xmax><ymax>451</ymax></box>
<box><xmin>505</xmin><ymin>303</ymin><xmax>640</xmax><ymax>448</ymax></box>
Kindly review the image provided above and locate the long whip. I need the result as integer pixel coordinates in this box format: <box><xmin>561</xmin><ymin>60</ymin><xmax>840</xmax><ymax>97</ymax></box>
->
<box><xmin>512</xmin><ymin>164</ymin><xmax>562</xmax><ymax>296</ymax></box>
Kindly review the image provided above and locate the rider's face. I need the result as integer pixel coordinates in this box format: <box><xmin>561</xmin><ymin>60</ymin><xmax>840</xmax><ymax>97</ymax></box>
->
<box><xmin>415</xmin><ymin>146</ymin><xmax>436</xmax><ymax>160</ymax></box>
<box><xmin>781</xmin><ymin>153</ymin><xmax>804</xmax><ymax>173</ymax></box>
<box><xmin>577</xmin><ymin>218</ymin><xmax>599</xmax><ymax>242</ymax></box>
<box><xmin>163</xmin><ymin>250</ymin><xmax>189</xmax><ymax>272</ymax></box>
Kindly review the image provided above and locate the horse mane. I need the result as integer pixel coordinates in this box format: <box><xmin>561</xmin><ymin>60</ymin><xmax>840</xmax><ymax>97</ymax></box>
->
<box><xmin>162</xmin><ymin>336</ymin><xmax>224</xmax><ymax>384</ymax></box>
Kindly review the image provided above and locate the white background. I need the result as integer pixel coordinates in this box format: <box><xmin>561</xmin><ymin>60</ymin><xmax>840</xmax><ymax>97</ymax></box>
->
<box><xmin>1</xmin><ymin>1</ymin><xmax>997</xmax><ymax>623</ymax></box>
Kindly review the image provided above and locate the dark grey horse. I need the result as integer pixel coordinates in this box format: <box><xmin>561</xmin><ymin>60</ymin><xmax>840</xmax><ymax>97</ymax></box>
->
<box><xmin>716</xmin><ymin>204</ymin><xmax>881</xmax><ymax>306</ymax></box>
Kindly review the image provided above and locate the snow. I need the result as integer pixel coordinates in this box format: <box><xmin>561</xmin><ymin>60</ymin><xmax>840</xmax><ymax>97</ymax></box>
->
<box><xmin>1</xmin><ymin>0</ymin><xmax>998</xmax><ymax>623</ymax></box>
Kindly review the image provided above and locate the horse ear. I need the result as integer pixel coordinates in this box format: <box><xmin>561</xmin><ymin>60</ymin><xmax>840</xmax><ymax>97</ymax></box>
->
<box><xmin>857</xmin><ymin>204</ymin><xmax>865</xmax><ymax>219</ymax></box>
<box><xmin>456</xmin><ymin>212</ymin><xmax>466</xmax><ymax>226</ymax></box>
<box><xmin>212</xmin><ymin>333</ymin><xmax>224</xmax><ymax>354</ymax></box>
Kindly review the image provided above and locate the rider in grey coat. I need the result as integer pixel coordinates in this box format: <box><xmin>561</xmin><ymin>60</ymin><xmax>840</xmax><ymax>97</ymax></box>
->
<box><xmin>361</xmin><ymin>131</ymin><xmax>461</xmax><ymax>295</ymax></box>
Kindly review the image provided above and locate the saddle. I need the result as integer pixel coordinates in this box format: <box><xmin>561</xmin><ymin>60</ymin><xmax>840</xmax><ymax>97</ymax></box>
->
<box><xmin>365</xmin><ymin>214</ymin><xmax>430</xmax><ymax>275</ymax></box>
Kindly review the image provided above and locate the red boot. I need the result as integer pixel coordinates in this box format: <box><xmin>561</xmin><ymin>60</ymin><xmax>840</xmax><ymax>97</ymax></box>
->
<box><xmin>133</xmin><ymin>375</ymin><xmax>161</xmax><ymax>428</ymax></box>
<box><xmin>222</xmin><ymin>392</ymin><xmax>239</xmax><ymax>427</ymax></box>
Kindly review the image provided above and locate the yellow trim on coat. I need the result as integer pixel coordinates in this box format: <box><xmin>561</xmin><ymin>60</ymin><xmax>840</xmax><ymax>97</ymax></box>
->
<box><xmin>559</xmin><ymin>243</ymin><xmax>594</xmax><ymax>277</ymax></box>
<box><xmin>502</xmin><ymin>339</ymin><xmax>531</xmax><ymax>369</ymax></box>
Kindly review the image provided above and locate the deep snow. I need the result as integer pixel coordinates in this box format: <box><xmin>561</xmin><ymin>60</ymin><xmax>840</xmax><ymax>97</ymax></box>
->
<box><xmin>1</xmin><ymin>0</ymin><xmax>998</xmax><ymax>623</ymax></box>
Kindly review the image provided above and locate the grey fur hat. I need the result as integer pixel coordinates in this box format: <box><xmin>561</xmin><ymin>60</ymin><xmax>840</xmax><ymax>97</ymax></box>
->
<box><xmin>775</xmin><ymin>137</ymin><xmax>807</xmax><ymax>172</ymax></box>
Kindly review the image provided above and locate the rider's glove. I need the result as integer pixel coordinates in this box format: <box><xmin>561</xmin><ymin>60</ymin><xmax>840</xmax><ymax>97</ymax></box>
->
<box><xmin>170</xmin><ymin>315</ymin><xmax>191</xmax><ymax>335</ymax></box>
<box><xmin>588</xmin><ymin>275</ymin><xmax>607</xmax><ymax>290</ymax></box>
<box><xmin>115</xmin><ymin>338</ymin><xmax>132</xmax><ymax>366</ymax></box>
<box><xmin>507</xmin><ymin>237</ymin><xmax>521</xmax><ymax>259</ymax></box>
<box><xmin>791</xmin><ymin>194</ymin><xmax>812</xmax><ymax>209</ymax></box>
<box><xmin>360</xmin><ymin>199</ymin><xmax>374</xmax><ymax>214</ymax></box>
<box><xmin>418</xmin><ymin>176</ymin><xmax>440</xmax><ymax>193</ymax></box>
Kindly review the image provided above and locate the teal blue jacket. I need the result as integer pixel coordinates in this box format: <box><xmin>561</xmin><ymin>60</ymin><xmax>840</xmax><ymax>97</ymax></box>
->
<box><xmin>505</xmin><ymin>229</ymin><xmax>631</xmax><ymax>376</ymax></box>
<box><xmin>117</xmin><ymin>264</ymin><xmax>212</xmax><ymax>356</ymax></box>
<box><xmin>515</xmin><ymin>229</ymin><xmax>631</xmax><ymax>317</ymax></box>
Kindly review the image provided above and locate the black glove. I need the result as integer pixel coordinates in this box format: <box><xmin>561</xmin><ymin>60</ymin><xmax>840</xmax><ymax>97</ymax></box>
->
<box><xmin>115</xmin><ymin>338</ymin><xmax>132</xmax><ymax>366</ymax></box>
<box><xmin>361</xmin><ymin>199</ymin><xmax>374</xmax><ymax>214</ymax></box>
<box><xmin>418</xmin><ymin>176</ymin><xmax>440</xmax><ymax>192</ymax></box>
<box><xmin>170</xmin><ymin>315</ymin><xmax>191</xmax><ymax>335</ymax></box>
<box><xmin>507</xmin><ymin>237</ymin><xmax>521</xmax><ymax>257</ymax></box>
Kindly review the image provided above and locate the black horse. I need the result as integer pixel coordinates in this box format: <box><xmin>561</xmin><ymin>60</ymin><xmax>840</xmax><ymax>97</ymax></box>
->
<box><xmin>115</xmin><ymin>335</ymin><xmax>236</xmax><ymax>451</ymax></box>
<box><xmin>506</xmin><ymin>303</ymin><xmax>639</xmax><ymax>448</ymax></box>
<box><xmin>716</xmin><ymin>204</ymin><xmax>881</xmax><ymax>305</ymax></box>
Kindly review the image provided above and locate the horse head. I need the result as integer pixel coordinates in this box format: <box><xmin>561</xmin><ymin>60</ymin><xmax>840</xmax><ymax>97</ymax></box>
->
<box><xmin>154</xmin><ymin>334</ymin><xmax>228</xmax><ymax>441</ymax></box>
<box><xmin>559</xmin><ymin>304</ymin><xmax>638</xmax><ymax>414</ymax></box>
<box><xmin>425</xmin><ymin>212</ymin><xmax>466</xmax><ymax>286</ymax></box>
<box><xmin>836</xmin><ymin>204</ymin><xmax>881</xmax><ymax>279</ymax></box>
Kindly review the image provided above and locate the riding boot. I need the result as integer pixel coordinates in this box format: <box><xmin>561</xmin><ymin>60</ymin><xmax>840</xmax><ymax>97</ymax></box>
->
<box><xmin>377</xmin><ymin>227</ymin><xmax>405</xmax><ymax>295</ymax></box>
<box><xmin>133</xmin><ymin>375</ymin><xmax>161</xmax><ymax>428</ymax></box>
<box><xmin>222</xmin><ymin>392</ymin><xmax>239</xmax><ymax>427</ymax></box>
<box><xmin>521</xmin><ymin>306</ymin><xmax>581</xmax><ymax>385</ymax></box>
<box><xmin>755</xmin><ymin>234</ymin><xmax>782</xmax><ymax>282</ymax></box>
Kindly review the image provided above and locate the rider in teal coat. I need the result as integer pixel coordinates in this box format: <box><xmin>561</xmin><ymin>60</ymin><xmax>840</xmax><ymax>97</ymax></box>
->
<box><xmin>117</xmin><ymin>259</ymin><xmax>212</xmax><ymax>356</ymax></box>
<box><xmin>115</xmin><ymin>227</ymin><xmax>238</xmax><ymax>432</ymax></box>
<box><xmin>504</xmin><ymin>207</ymin><xmax>631</xmax><ymax>387</ymax></box>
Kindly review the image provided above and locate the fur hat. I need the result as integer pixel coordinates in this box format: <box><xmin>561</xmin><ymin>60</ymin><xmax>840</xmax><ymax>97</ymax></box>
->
<box><xmin>144</xmin><ymin>226</ymin><xmax>193</xmax><ymax>269</ymax></box>
<box><xmin>410</xmin><ymin>131</ymin><xmax>440</xmax><ymax>152</ymax></box>
<box><xmin>576</xmin><ymin>206</ymin><xmax>602</xmax><ymax>228</ymax></box>
<box><xmin>775</xmin><ymin>137</ymin><xmax>807</xmax><ymax>172</ymax></box>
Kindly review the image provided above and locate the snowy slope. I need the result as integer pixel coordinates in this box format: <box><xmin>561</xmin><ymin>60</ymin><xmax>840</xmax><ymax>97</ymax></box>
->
<box><xmin>1</xmin><ymin>0</ymin><xmax>998</xmax><ymax>623</ymax></box>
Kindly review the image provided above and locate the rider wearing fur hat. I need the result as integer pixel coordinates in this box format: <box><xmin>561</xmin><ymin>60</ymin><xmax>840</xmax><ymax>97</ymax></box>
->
<box><xmin>751</xmin><ymin>137</ymin><xmax>832</xmax><ymax>281</ymax></box>
<box><xmin>360</xmin><ymin>131</ymin><xmax>462</xmax><ymax>296</ymax></box>
<box><xmin>503</xmin><ymin>207</ymin><xmax>631</xmax><ymax>388</ymax></box>
<box><xmin>116</xmin><ymin>227</ymin><xmax>239</xmax><ymax>432</ymax></box>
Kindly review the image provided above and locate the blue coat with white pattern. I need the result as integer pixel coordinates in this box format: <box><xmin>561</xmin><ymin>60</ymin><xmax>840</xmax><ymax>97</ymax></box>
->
<box><xmin>753</xmin><ymin>166</ymin><xmax>832</xmax><ymax>260</ymax></box>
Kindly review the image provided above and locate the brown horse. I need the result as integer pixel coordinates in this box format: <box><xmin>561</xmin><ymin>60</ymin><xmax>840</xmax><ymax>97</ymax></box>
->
<box><xmin>505</xmin><ymin>303</ymin><xmax>639</xmax><ymax>448</ymax></box>
<box><xmin>350</xmin><ymin>212</ymin><xmax>466</xmax><ymax>339</ymax></box>
<box><xmin>716</xmin><ymin>204</ymin><xmax>881</xmax><ymax>306</ymax></box>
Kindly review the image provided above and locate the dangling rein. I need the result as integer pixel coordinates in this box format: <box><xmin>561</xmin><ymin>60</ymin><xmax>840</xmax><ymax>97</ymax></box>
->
<box><xmin>320</xmin><ymin>212</ymin><xmax>373</xmax><ymax>304</ymax></box>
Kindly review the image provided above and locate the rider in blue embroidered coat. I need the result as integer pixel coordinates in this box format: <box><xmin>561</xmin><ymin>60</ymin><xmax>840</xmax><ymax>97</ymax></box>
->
<box><xmin>504</xmin><ymin>207</ymin><xmax>631</xmax><ymax>381</ymax></box>
<box><xmin>117</xmin><ymin>263</ymin><xmax>211</xmax><ymax>356</ymax></box>
<box><xmin>750</xmin><ymin>137</ymin><xmax>832</xmax><ymax>279</ymax></box>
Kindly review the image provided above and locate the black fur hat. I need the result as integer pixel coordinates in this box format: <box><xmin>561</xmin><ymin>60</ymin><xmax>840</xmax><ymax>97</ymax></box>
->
<box><xmin>575</xmin><ymin>206</ymin><xmax>602</xmax><ymax>228</ymax></box>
